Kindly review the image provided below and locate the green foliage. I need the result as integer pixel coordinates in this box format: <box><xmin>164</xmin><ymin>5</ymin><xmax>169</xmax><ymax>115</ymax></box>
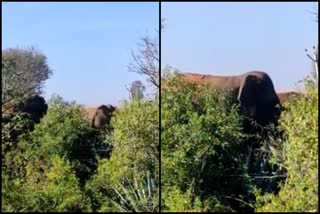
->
<box><xmin>2</xmin><ymin>112</ymin><xmax>34</xmax><ymax>181</ymax></box>
<box><xmin>162</xmin><ymin>185</ymin><xmax>235</xmax><ymax>212</ymax></box>
<box><xmin>2</xmin><ymin>48</ymin><xmax>52</xmax><ymax>115</ymax></box>
<box><xmin>2</xmin><ymin>60</ymin><xmax>18</xmax><ymax>105</ymax></box>
<box><xmin>1</xmin><ymin>60</ymin><xmax>25</xmax><ymax>114</ymax></box>
<box><xmin>2</xmin><ymin>95</ymin><xmax>98</xmax><ymax>212</ymax></box>
<box><xmin>254</xmin><ymin>80</ymin><xmax>318</xmax><ymax>212</ymax></box>
<box><xmin>87</xmin><ymin>163</ymin><xmax>159</xmax><ymax>212</ymax></box>
<box><xmin>86</xmin><ymin>99</ymin><xmax>159</xmax><ymax>212</ymax></box>
<box><xmin>107</xmin><ymin>99</ymin><xmax>159</xmax><ymax>183</ymax></box>
<box><xmin>84</xmin><ymin>159</ymin><xmax>118</xmax><ymax>212</ymax></box>
<box><xmin>110</xmin><ymin>171</ymin><xmax>158</xmax><ymax>212</ymax></box>
<box><xmin>162</xmin><ymin>186</ymin><xmax>205</xmax><ymax>212</ymax></box>
<box><xmin>2</xmin><ymin>95</ymin><xmax>159</xmax><ymax>212</ymax></box>
<box><xmin>22</xmin><ymin>95</ymin><xmax>99</xmax><ymax>185</ymax></box>
<box><xmin>161</xmin><ymin>73</ymin><xmax>253</xmax><ymax>212</ymax></box>
<box><xmin>2</xmin><ymin>47</ymin><xmax>52</xmax><ymax>98</ymax></box>
<box><xmin>2</xmin><ymin>156</ymin><xmax>90</xmax><ymax>212</ymax></box>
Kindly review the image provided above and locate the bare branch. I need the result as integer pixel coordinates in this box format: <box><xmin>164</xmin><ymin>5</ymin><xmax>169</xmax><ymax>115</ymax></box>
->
<box><xmin>128</xmin><ymin>33</ymin><xmax>159</xmax><ymax>89</ymax></box>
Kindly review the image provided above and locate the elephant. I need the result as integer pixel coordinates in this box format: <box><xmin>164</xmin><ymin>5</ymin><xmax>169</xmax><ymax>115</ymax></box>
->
<box><xmin>180</xmin><ymin>71</ymin><xmax>281</xmax><ymax>131</ymax></box>
<box><xmin>276</xmin><ymin>91</ymin><xmax>303</xmax><ymax>104</ymax></box>
<box><xmin>2</xmin><ymin>95</ymin><xmax>48</xmax><ymax>144</ymax></box>
<box><xmin>177</xmin><ymin>71</ymin><xmax>284</xmax><ymax>182</ymax></box>
<box><xmin>91</xmin><ymin>104</ymin><xmax>116</xmax><ymax>129</ymax></box>
<box><xmin>14</xmin><ymin>95</ymin><xmax>48</xmax><ymax>124</ymax></box>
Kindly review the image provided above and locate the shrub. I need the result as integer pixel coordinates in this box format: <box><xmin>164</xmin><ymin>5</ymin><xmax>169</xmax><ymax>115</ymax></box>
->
<box><xmin>86</xmin><ymin>99</ymin><xmax>159</xmax><ymax>212</ymax></box>
<box><xmin>2</xmin><ymin>112</ymin><xmax>34</xmax><ymax>180</ymax></box>
<box><xmin>254</xmin><ymin>80</ymin><xmax>318</xmax><ymax>212</ymax></box>
<box><xmin>22</xmin><ymin>95</ymin><xmax>102</xmax><ymax>185</ymax></box>
<box><xmin>2</xmin><ymin>95</ymin><xmax>101</xmax><ymax>212</ymax></box>
<box><xmin>161</xmin><ymin>73</ymin><xmax>254</xmax><ymax>212</ymax></box>
<box><xmin>108</xmin><ymin>99</ymin><xmax>159</xmax><ymax>182</ymax></box>
<box><xmin>2</xmin><ymin>156</ymin><xmax>90</xmax><ymax>212</ymax></box>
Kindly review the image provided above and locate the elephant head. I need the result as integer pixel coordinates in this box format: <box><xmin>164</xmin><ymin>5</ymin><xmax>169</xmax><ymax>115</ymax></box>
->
<box><xmin>16</xmin><ymin>95</ymin><xmax>48</xmax><ymax>123</ymax></box>
<box><xmin>237</xmin><ymin>71</ymin><xmax>281</xmax><ymax>129</ymax></box>
<box><xmin>181</xmin><ymin>71</ymin><xmax>281</xmax><ymax>131</ymax></box>
<box><xmin>92</xmin><ymin>104</ymin><xmax>116</xmax><ymax>129</ymax></box>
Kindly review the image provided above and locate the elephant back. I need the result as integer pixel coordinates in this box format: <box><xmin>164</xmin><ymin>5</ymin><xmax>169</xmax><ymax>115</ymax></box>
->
<box><xmin>182</xmin><ymin>72</ymin><xmax>242</xmax><ymax>91</ymax></box>
<box><xmin>277</xmin><ymin>91</ymin><xmax>303</xmax><ymax>104</ymax></box>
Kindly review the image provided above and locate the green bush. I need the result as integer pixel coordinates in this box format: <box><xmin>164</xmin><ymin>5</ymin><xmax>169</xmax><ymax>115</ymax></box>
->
<box><xmin>2</xmin><ymin>95</ymin><xmax>159</xmax><ymax>212</ymax></box>
<box><xmin>254</xmin><ymin>80</ymin><xmax>318</xmax><ymax>212</ymax></box>
<box><xmin>162</xmin><ymin>184</ymin><xmax>236</xmax><ymax>212</ymax></box>
<box><xmin>108</xmin><ymin>99</ymin><xmax>159</xmax><ymax>182</ymax></box>
<box><xmin>2</xmin><ymin>95</ymin><xmax>99</xmax><ymax>212</ymax></box>
<box><xmin>161</xmin><ymin>73</ymin><xmax>254</xmax><ymax>212</ymax></box>
<box><xmin>2</xmin><ymin>112</ymin><xmax>34</xmax><ymax>181</ymax></box>
<box><xmin>22</xmin><ymin>95</ymin><xmax>100</xmax><ymax>185</ymax></box>
<box><xmin>86</xmin><ymin>99</ymin><xmax>159</xmax><ymax>212</ymax></box>
<box><xmin>2</xmin><ymin>156</ymin><xmax>90</xmax><ymax>212</ymax></box>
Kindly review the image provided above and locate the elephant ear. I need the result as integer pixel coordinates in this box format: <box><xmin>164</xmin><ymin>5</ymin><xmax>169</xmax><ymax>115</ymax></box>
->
<box><xmin>237</xmin><ymin>74</ymin><xmax>257</xmax><ymax>118</ymax></box>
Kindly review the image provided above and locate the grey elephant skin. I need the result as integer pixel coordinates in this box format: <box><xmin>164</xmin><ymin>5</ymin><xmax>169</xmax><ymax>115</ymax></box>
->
<box><xmin>180</xmin><ymin>71</ymin><xmax>281</xmax><ymax>131</ymax></box>
<box><xmin>91</xmin><ymin>104</ymin><xmax>116</xmax><ymax>129</ymax></box>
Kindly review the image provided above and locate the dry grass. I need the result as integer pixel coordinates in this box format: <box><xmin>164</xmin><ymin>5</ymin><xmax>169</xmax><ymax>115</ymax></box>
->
<box><xmin>83</xmin><ymin>107</ymin><xmax>98</xmax><ymax>120</ymax></box>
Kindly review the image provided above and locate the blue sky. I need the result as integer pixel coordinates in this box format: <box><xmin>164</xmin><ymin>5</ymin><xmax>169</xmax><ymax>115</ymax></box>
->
<box><xmin>2</xmin><ymin>2</ymin><xmax>159</xmax><ymax>106</ymax></box>
<box><xmin>162</xmin><ymin>2</ymin><xmax>318</xmax><ymax>91</ymax></box>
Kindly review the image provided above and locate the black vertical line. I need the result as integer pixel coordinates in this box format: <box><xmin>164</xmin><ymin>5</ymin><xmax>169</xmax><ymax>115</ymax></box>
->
<box><xmin>158</xmin><ymin>0</ymin><xmax>162</xmax><ymax>212</ymax></box>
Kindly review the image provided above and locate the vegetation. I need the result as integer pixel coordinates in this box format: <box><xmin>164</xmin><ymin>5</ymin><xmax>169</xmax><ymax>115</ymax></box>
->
<box><xmin>161</xmin><ymin>72</ymin><xmax>252</xmax><ymax>212</ymax></box>
<box><xmin>86</xmin><ymin>99</ymin><xmax>159</xmax><ymax>212</ymax></box>
<box><xmin>2</xmin><ymin>38</ymin><xmax>159</xmax><ymax>212</ymax></box>
<box><xmin>129</xmin><ymin>31</ymin><xmax>159</xmax><ymax>89</ymax></box>
<box><xmin>2</xmin><ymin>47</ymin><xmax>52</xmax><ymax>113</ymax></box>
<box><xmin>254</xmin><ymin>79</ymin><xmax>318</xmax><ymax>212</ymax></box>
<box><xmin>161</xmin><ymin>71</ymin><xmax>318</xmax><ymax>212</ymax></box>
<box><xmin>2</xmin><ymin>95</ymin><xmax>96</xmax><ymax>212</ymax></box>
<box><xmin>128</xmin><ymin>80</ymin><xmax>146</xmax><ymax>101</ymax></box>
<box><xmin>2</xmin><ymin>13</ymin><xmax>317</xmax><ymax>211</ymax></box>
<box><xmin>2</xmin><ymin>94</ymin><xmax>159</xmax><ymax>212</ymax></box>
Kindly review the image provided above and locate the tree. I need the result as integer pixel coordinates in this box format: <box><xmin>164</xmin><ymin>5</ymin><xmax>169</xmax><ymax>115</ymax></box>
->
<box><xmin>2</xmin><ymin>47</ymin><xmax>52</xmax><ymax>113</ymax></box>
<box><xmin>128</xmin><ymin>31</ymin><xmax>159</xmax><ymax>89</ymax></box>
<box><xmin>129</xmin><ymin>80</ymin><xmax>145</xmax><ymax>101</ymax></box>
<box><xmin>305</xmin><ymin>8</ymin><xmax>318</xmax><ymax>82</ymax></box>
